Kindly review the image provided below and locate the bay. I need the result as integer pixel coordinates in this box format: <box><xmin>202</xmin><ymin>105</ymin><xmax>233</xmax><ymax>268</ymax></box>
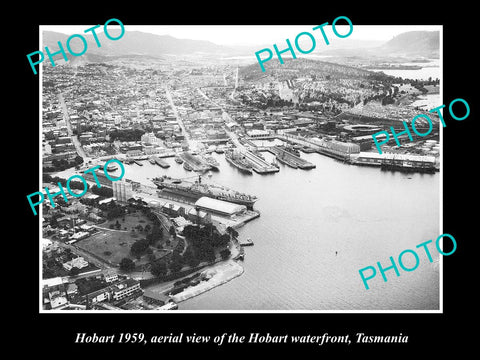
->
<box><xmin>122</xmin><ymin>146</ymin><xmax>440</xmax><ymax>311</ymax></box>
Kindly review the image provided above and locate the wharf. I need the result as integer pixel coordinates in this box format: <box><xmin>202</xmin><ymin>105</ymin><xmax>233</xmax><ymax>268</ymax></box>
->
<box><xmin>179</xmin><ymin>152</ymin><xmax>212</xmax><ymax>172</ymax></box>
<box><xmin>152</xmin><ymin>155</ymin><xmax>170</xmax><ymax>168</ymax></box>
<box><xmin>267</xmin><ymin>146</ymin><xmax>316</xmax><ymax>169</ymax></box>
<box><xmin>238</xmin><ymin>237</ymin><xmax>254</xmax><ymax>246</ymax></box>
<box><xmin>242</xmin><ymin>150</ymin><xmax>279</xmax><ymax>174</ymax></box>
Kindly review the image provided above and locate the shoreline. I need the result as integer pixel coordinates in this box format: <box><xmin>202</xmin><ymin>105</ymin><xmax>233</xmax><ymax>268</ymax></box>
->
<box><xmin>168</xmin><ymin>237</ymin><xmax>245</xmax><ymax>303</ymax></box>
<box><xmin>169</xmin><ymin>260</ymin><xmax>244</xmax><ymax>303</ymax></box>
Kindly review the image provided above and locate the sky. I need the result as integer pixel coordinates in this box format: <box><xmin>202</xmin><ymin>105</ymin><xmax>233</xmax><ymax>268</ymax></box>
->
<box><xmin>41</xmin><ymin>24</ymin><xmax>441</xmax><ymax>46</ymax></box>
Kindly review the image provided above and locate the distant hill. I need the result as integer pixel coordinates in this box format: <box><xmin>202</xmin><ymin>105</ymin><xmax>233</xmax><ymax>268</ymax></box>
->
<box><xmin>380</xmin><ymin>31</ymin><xmax>439</xmax><ymax>57</ymax></box>
<box><xmin>238</xmin><ymin>57</ymin><xmax>381</xmax><ymax>82</ymax></box>
<box><xmin>41</xmin><ymin>30</ymin><xmax>236</xmax><ymax>63</ymax></box>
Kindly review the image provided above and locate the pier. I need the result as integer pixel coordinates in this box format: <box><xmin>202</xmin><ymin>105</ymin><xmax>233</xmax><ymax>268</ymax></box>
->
<box><xmin>152</xmin><ymin>155</ymin><xmax>170</xmax><ymax>168</ymax></box>
<box><xmin>267</xmin><ymin>146</ymin><xmax>316</xmax><ymax>169</ymax></box>
<box><xmin>242</xmin><ymin>150</ymin><xmax>279</xmax><ymax>174</ymax></box>
<box><xmin>179</xmin><ymin>152</ymin><xmax>212</xmax><ymax>172</ymax></box>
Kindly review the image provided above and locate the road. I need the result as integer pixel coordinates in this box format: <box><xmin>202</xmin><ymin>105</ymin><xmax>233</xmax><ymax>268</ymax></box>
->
<box><xmin>196</xmin><ymin>88</ymin><xmax>246</xmax><ymax>151</ymax></box>
<box><xmin>164</xmin><ymin>85</ymin><xmax>203</xmax><ymax>152</ymax></box>
<box><xmin>57</xmin><ymin>92</ymin><xmax>90</xmax><ymax>162</ymax></box>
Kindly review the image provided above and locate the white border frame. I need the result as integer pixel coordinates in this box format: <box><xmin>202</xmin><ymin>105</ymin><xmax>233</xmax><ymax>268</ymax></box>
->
<box><xmin>38</xmin><ymin>25</ymin><xmax>444</xmax><ymax>314</ymax></box>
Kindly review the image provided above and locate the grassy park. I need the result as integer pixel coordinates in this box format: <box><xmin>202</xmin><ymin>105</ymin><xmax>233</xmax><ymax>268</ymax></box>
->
<box><xmin>76</xmin><ymin>210</ymin><xmax>175</xmax><ymax>267</ymax></box>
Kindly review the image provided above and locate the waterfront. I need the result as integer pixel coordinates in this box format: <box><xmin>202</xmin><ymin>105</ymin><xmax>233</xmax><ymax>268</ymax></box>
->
<box><xmin>370</xmin><ymin>61</ymin><xmax>440</xmax><ymax>81</ymax></box>
<box><xmin>117</xmin><ymin>146</ymin><xmax>440</xmax><ymax>311</ymax></box>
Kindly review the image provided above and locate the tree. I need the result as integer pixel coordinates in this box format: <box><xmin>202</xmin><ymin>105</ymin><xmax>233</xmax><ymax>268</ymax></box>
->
<box><xmin>183</xmin><ymin>248</ymin><xmax>200</xmax><ymax>268</ymax></box>
<box><xmin>119</xmin><ymin>257</ymin><xmax>135</xmax><ymax>272</ymax></box>
<box><xmin>220</xmin><ymin>248</ymin><xmax>231</xmax><ymax>260</ymax></box>
<box><xmin>150</xmin><ymin>261</ymin><xmax>167</xmax><ymax>277</ymax></box>
<box><xmin>226</xmin><ymin>226</ymin><xmax>238</xmax><ymax>239</ymax></box>
<box><xmin>69</xmin><ymin>267</ymin><xmax>81</xmax><ymax>276</ymax></box>
<box><xmin>169</xmin><ymin>251</ymin><xmax>184</xmax><ymax>273</ymax></box>
<box><xmin>130</xmin><ymin>239</ymin><xmax>150</xmax><ymax>257</ymax></box>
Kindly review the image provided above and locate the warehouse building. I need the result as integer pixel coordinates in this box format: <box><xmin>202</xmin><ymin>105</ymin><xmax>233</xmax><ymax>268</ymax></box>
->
<box><xmin>194</xmin><ymin>197</ymin><xmax>247</xmax><ymax>218</ymax></box>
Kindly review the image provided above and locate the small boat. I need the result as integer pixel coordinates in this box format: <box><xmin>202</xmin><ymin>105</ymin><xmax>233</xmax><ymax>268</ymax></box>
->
<box><xmin>175</xmin><ymin>156</ymin><xmax>183</xmax><ymax>164</ymax></box>
<box><xmin>99</xmin><ymin>162</ymin><xmax>118</xmax><ymax>171</ymax></box>
<box><xmin>183</xmin><ymin>162</ymin><xmax>193</xmax><ymax>171</ymax></box>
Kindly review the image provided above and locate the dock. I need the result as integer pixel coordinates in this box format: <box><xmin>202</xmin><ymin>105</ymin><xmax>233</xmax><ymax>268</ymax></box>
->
<box><xmin>242</xmin><ymin>150</ymin><xmax>279</xmax><ymax>174</ymax></box>
<box><xmin>152</xmin><ymin>155</ymin><xmax>170</xmax><ymax>168</ymax></box>
<box><xmin>239</xmin><ymin>237</ymin><xmax>254</xmax><ymax>246</ymax></box>
<box><xmin>179</xmin><ymin>152</ymin><xmax>212</xmax><ymax>172</ymax></box>
<box><xmin>267</xmin><ymin>146</ymin><xmax>316</xmax><ymax>169</ymax></box>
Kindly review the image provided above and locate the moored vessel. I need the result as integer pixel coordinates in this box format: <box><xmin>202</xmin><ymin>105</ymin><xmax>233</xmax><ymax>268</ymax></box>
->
<box><xmin>152</xmin><ymin>175</ymin><xmax>258</xmax><ymax>209</ymax></box>
<box><xmin>225</xmin><ymin>149</ymin><xmax>253</xmax><ymax>174</ymax></box>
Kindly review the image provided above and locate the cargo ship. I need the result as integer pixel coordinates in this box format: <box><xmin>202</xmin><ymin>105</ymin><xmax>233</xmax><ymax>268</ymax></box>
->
<box><xmin>152</xmin><ymin>175</ymin><xmax>258</xmax><ymax>209</ymax></box>
<box><xmin>225</xmin><ymin>149</ymin><xmax>253</xmax><ymax>174</ymax></box>
<box><xmin>280</xmin><ymin>145</ymin><xmax>300</xmax><ymax>157</ymax></box>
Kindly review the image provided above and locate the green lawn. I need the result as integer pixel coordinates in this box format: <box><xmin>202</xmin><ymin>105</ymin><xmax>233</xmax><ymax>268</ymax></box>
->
<box><xmin>76</xmin><ymin>211</ymin><xmax>157</xmax><ymax>266</ymax></box>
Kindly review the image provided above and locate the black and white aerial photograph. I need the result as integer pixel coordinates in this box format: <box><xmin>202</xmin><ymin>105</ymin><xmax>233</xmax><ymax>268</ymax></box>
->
<box><xmin>37</xmin><ymin>22</ymin><xmax>444</xmax><ymax>312</ymax></box>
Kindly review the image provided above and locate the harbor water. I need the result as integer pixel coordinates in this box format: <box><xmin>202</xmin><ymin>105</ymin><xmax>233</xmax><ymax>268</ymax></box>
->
<box><xmin>119</xmin><ymin>145</ymin><xmax>440</xmax><ymax>311</ymax></box>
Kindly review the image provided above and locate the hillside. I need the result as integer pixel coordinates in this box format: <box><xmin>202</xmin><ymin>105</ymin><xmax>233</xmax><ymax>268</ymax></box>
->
<box><xmin>380</xmin><ymin>31</ymin><xmax>439</xmax><ymax>57</ymax></box>
<box><xmin>238</xmin><ymin>57</ymin><xmax>388</xmax><ymax>82</ymax></box>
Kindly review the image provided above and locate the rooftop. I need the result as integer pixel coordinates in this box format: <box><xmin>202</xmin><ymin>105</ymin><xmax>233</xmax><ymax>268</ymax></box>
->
<box><xmin>195</xmin><ymin>196</ymin><xmax>246</xmax><ymax>216</ymax></box>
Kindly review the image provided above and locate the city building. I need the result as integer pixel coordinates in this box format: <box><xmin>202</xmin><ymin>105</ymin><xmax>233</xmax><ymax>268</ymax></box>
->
<box><xmin>246</xmin><ymin>129</ymin><xmax>271</xmax><ymax>138</ymax></box>
<box><xmin>161</xmin><ymin>202</ymin><xmax>186</xmax><ymax>218</ymax></box>
<box><xmin>141</xmin><ymin>132</ymin><xmax>160</xmax><ymax>145</ymax></box>
<box><xmin>86</xmin><ymin>279</ymin><xmax>142</xmax><ymax>307</ymax></box>
<box><xmin>187</xmin><ymin>207</ymin><xmax>211</xmax><ymax>224</ymax></box>
<box><xmin>62</xmin><ymin>257</ymin><xmax>89</xmax><ymax>271</ymax></box>
<box><xmin>104</xmin><ymin>272</ymin><xmax>119</xmax><ymax>283</ymax></box>
<box><xmin>111</xmin><ymin>279</ymin><xmax>142</xmax><ymax>302</ymax></box>
<box><xmin>112</xmin><ymin>180</ymin><xmax>133</xmax><ymax>203</ymax></box>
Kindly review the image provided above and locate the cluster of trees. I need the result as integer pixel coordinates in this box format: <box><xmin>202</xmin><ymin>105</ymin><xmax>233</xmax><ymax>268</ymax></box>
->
<box><xmin>182</xmin><ymin>224</ymin><xmax>231</xmax><ymax>264</ymax></box>
<box><xmin>99</xmin><ymin>200</ymin><xmax>125</xmax><ymax>220</ymax></box>
<box><xmin>144</xmin><ymin>224</ymin><xmax>236</xmax><ymax>278</ymax></box>
<box><xmin>119</xmin><ymin>258</ymin><xmax>135</xmax><ymax>271</ymax></box>
<box><xmin>90</xmin><ymin>185</ymin><xmax>113</xmax><ymax>198</ymax></box>
<box><xmin>108</xmin><ymin>129</ymin><xmax>145</xmax><ymax>142</ymax></box>
<box><xmin>42</xmin><ymin>173</ymin><xmax>113</xmax><ymax>199</ymax></box>
<box><xmin>44</xmin><ymin>155</ymin><xmax>84</xmax><ymax>172</ymax></box>
<box><xmin>130</xmin><ymin>238</ymin><xmax>151</xmax><ymax>258</ymax></box>
<box><xmin>130</xmin><ymin>222</ymin><xmax>164</xmax><ymax>258</ymax></box>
